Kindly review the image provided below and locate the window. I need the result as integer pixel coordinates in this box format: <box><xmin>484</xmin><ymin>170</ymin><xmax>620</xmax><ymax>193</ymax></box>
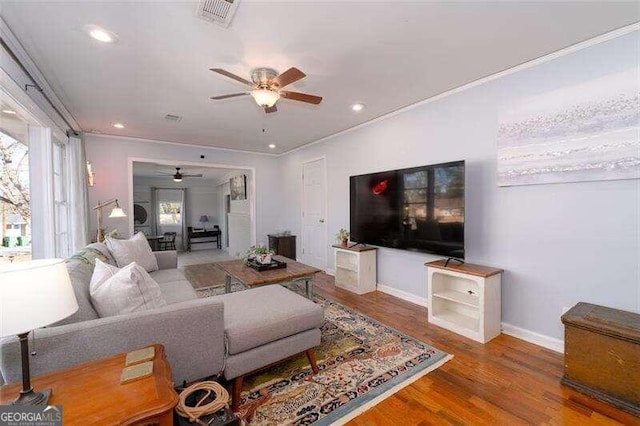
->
<box><xmin>0</xmin><ymin>128</ymin><xmax>31</xmax><ymax>263</ymax></box>
<box><xmin>158</xmin><ymin>202</ymin><xmax>182</xmax><ymax>225</ymax></box>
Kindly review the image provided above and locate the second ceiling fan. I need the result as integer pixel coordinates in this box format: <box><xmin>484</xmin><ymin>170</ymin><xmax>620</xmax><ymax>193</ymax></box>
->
<box><xmin>209</xmin><ymin>67</ymin><xmax>322</xmax><ymax>113</ymax></box>
<box><xmin>157</xmin><ymin>167</ymin><xmax>203</xmax><ymax>182</ymax></box>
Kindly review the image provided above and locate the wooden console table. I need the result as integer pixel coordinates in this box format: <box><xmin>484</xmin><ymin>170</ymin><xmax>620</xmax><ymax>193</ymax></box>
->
<box><xmin>187</xmin><ymin>227</ymin><xmax>221</xmax><ymax>251</ymax></box>
<box><xmin>0</xmin><ymin>344</ymin><xmax>178</xmax><ymax>425</ymax></box>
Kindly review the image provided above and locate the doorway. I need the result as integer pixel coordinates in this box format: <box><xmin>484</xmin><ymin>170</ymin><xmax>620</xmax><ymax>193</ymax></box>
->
<box><xmin>301</xmin><ymin>157</ymin><xmax>327</xmax><ymax>270</ymax></box>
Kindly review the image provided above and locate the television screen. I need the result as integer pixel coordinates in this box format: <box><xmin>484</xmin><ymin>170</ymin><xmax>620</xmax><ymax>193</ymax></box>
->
<box><xmin>350</xmin><ymin>161</ymin><xmax>465</xmax><ymax>258</ymax></box>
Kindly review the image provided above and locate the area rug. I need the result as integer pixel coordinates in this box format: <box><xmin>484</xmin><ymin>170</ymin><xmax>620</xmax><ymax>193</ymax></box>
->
<box><xmin>196</xmin><ymin>289</ymin><xmax>452</xmax><ymax>425</ymax></box>
<box><xmin>180</xmin><ymin>262</ymin><xmax>228</xmax><ymax>290</ymax></box>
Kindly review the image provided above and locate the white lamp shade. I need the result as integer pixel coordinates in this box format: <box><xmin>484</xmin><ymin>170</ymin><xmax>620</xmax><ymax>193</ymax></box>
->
<box><xmin>0</xmin><ymin>259</ymin><xmax>78</xmax><ymax>337</ymax></box>
<box><xmin>251</xmin><ymin>89</ymin><xmax>280</xmax><ymax>107</ymax></box>
<box><xmin>109</xmin><ymin>206</ymin><xmax>126</xmax><ymax>218</ymax></box>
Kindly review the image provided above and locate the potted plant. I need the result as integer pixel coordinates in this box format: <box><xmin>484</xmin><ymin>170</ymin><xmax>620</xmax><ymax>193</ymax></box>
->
<box><xmin>336</xmin><ymin>228</ymin><xmax>350</xmax><ymax>246</ymax></box>
<box><xmin>246</xmin><ymin>245</ymin><xmax>275</xmax><ymax>265</ymax></box>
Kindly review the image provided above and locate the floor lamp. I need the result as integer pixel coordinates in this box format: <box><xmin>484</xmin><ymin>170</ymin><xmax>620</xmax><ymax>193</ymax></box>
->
<box><xmin>94</xmin><ymin>199</ymin><xmax>127</xmax><ymax>242</ymax></box>
<box><xmin>0</xmin><ymin>259</ymin><xmax>78</xmax><ymax>405</ymax></box>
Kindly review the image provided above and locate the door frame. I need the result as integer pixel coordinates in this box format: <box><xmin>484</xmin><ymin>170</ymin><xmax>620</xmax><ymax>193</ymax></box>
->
<box><xmin>127</xmin><ymin>157</ymin><xmax>257</xmax><ymax>248</ymax></box>
<box><xmin>300</xmin><ymin>156</ymin><xmax>328</xmax><ymax>270</ymax></box>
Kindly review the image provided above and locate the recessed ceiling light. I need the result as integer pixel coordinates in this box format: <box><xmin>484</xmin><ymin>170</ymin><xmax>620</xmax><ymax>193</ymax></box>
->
<box><xmin>87</xmin><ymin>26</ymin><xmax>117</xmax><ymax>43</ymax></box>
<box><xmin>351</xmin><ymin>103</ymin><xmax>365</xmax><ymax>112</ymax></box>
<box><xmin>113</xmin><ymin>123</ymin><xmax>125</xmax><ymax>129</ymax></box>
<box><xmin>268</xmin><ymin>144</ymin><xmax>276</xmax><ymax>149</ymax></box>
<box><xmin>2</xmin><ymin>109</ymin><xmax>16</xmax><ymax>115</ymax></box>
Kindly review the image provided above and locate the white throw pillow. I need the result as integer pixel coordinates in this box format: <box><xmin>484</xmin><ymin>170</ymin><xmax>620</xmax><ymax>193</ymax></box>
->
<box><xmin>90</xmin><ymin>258</ymin><xmax>166</xmax><ymax>318</ymax></box>
<box><xmin>105</xmin><ymin>232</ymin><xmax>159</xmax><ymax>272</ymax></box>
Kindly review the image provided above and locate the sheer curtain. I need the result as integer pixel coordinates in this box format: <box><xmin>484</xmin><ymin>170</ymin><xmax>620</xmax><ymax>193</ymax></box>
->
<box><xmin>181</xmin><ymin>188</ymin><xmax>188</xmax><ymax>251</ymax></box>
<box><xmin>66</xmin><ymin>135</ymin><xmax>89</xmax><ymax>252</ymax></box>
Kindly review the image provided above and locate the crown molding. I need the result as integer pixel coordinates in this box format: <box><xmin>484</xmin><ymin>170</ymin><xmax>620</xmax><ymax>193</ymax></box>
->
<box><xmin>85</xmin><ymin>132</ymin><xmax>279</xmax><ymax>157</ymax></box>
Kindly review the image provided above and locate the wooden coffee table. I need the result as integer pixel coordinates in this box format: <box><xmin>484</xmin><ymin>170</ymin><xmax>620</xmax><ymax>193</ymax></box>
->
<box><xmin>216</xmin><ymin>255</ymin><xmax>321</xmax><ymax>298</ymax></box>
<box><xmin>0</xmin><ymin>344</ymin><xmax>178</xmax><ymax>425</ymax></box>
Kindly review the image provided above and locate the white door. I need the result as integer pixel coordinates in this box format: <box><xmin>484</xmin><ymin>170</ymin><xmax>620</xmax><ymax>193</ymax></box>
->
<box><xmin>302</xmin><ymin>158</ymin><xmax>326</xmax><ymax>269</ymax></box>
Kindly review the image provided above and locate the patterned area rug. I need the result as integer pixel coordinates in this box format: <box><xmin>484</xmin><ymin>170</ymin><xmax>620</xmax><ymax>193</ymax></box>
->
<box><xmin>196</xmin><ymin>288</ymin><xmax>452</xmax><ymax>425</ymax></box>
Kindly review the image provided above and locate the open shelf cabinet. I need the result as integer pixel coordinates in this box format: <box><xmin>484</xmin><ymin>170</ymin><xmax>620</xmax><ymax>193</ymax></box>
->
<box><xmin>426</xmin><ymin>260</ymin><xmax>503</xmax><ymax>343</ymax></box>
<box><xmin>333</xmin><ymin>245</ymin><xmax>377</xmax><ymax>295</ymax></box>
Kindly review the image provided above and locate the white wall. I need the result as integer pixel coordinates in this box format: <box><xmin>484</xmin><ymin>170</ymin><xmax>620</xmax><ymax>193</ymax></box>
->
<box><xmin>277</xmin><ymin>32</ymin><xmax>640</xmax><ymax>341</ymax></box>
<box><xmin>85</xmin><ymin>134</ymin><xmax>281</xmax><ymax>245</ymax></box>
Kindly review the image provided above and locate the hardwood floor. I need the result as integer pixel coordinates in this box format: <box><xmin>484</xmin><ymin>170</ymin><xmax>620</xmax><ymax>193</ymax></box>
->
<box><xmin>312</xmin><ymin>273</ymin><xmax>639</xmax><ymax>425</ymax></box>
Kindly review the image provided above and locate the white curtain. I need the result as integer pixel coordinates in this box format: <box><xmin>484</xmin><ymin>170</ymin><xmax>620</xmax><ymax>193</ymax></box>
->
<box><xmin>66</xmin><ymin>135</ymin><xmax>89</xmax><ymax>252</ymax></box>
<box><xmin>181</xmin><ymin>188</ymin><xmax>188</xmax><ymax>251</ymax></box>
<box><xmin>151</xmin><ymin>187</ymin><xmax>158</xmax><ymax>236</ymax></box>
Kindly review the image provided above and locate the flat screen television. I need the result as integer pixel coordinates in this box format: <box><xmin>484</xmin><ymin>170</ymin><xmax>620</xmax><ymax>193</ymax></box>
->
<box><xmin>350</xmin><ymin>160</ymin><xmax>465</xmax><ymax>258</ymax></box>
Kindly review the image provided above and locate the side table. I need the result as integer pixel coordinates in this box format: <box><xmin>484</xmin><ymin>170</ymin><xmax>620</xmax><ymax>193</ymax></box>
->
<box><xmin>0</xmin><ymin>344</ymin><xmax>178</xmax><ymax>425</ymax></box>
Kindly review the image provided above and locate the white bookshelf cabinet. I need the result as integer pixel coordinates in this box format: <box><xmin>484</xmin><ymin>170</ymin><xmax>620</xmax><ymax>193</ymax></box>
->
<box><xmin>426</xmin><ymin>260</ymin><xmax>503</xmax><ymax>343</ymax></box>
<box><xmin>333</xmin><ymin>245</ymin><xmax>377</xmax><ymax>295</ymax></box>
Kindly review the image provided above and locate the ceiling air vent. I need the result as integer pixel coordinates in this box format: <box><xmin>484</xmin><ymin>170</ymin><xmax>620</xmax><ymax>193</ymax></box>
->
<box><xmin>196</xmin><ymin>0</ymin><xmax>240</xmax><ymax>28</ymax></box>
<box><xmin>164</xmin><ymin>114</ymin><xmax>183</xmax><ymax>122</ymax></box>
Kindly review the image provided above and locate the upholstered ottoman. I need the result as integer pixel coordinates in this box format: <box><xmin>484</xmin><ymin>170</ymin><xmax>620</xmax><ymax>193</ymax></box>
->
<box><xmin>214</xmin><ymin>285</ymin><xmax>324</xmax><ymax>410</ymax></box>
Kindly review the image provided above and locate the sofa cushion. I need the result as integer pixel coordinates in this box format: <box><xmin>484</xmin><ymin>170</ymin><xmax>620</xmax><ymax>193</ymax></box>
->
<box><xmin>216</xmin><ymin>285</ymin><xmax>324</xmax><ymax>355</ymax></box>
<box><xmin>90</xmin><ymin>259</ymin><xmax>166</xmax><ymax>317</ymax></box>
<box><xmin>150</xmin><ymin>269</ymin><xmax>198</xmax><ymax>304</ymax></box>
<box><xmin>106</xmin><ymin>233</ymin><xmax>158</xmax><ymax>273</ymax></box>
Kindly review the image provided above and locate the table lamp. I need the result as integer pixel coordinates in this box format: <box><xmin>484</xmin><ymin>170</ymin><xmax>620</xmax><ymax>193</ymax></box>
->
<box><xmin>94</xmin><ymin>199</ymin><xmax>127</xmax><ymax>242</ymax></box>
<box><xmin>199</xmin><ymin>215</ymin><xmax>209</xmax><ymax>230</ymax></box>
<box><xmin>0</xmin><ymin>259</ymin><xmax>79</xmax><ymax>405</ymax></box>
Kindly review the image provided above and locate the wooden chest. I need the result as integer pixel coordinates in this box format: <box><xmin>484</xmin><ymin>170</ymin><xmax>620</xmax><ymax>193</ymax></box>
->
<box><xmin>561</xmin><ymin>302</ymin><xmax>640</xmax><ymax>416</ymax></box>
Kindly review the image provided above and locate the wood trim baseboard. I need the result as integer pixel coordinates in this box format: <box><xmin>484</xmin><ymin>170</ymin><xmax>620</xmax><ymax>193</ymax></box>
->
<box><xmin>375</xmin><ymin>283</ymin><xmax>565</xmax><ymax>353</ymax></box>
<box><xmin>377</xmin><ymin>284</ymin><xmax>428</xmax><ymax>307</ymax></box>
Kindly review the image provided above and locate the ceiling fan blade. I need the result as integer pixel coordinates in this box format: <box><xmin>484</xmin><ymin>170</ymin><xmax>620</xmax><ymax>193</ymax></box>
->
<box><xmin>182</xmin><ymin>174</ymin><xmax>204</xmax><ymax>178</ymax></box>
<box><xmin>210</xmin><ymin>68</ymin><xmax>253</xmax><ymax>87</ymax></box>
<box><xmin>264</xmin><ymin>105</ymin><xmax>277</xmax><ymax>114</ymax></box>
<box><xmin>271</xmin><ymin>67</ymin><xmax>306</xmax><ymax>88</ymax></box>
<box><xmin>280</xmin><ymin>91</ymin><xmax>322</xmax><ymax>105</ymax></box>
<box><xmin>210</xmin><ymin>92</ymin><xmax>249</xmax><ymax>100</ymax></box>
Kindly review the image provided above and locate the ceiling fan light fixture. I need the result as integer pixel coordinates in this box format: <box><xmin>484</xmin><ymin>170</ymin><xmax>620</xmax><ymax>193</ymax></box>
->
<box><xmin>173</xmin><ymin>167</ymin><xmax>183</xmax><ymax>182</ymax></box>
<box><xmin>251</xmin><ymin>89</ymin><xmax>280</xmax><ymax>108</ymax></box>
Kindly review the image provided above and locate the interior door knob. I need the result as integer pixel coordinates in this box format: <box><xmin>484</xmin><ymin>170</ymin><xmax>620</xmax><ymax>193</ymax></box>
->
<box><xmin>319</xmin><ymin>219</ymin><xmax>325</xmax><ymax>223</ymax></box>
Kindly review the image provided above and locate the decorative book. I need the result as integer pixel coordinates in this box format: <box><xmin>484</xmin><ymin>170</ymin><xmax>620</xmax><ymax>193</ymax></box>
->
<box><xmin>121</xmin><ymin>361</ymin><xmax>153</xmax><ymax>384</ymax></box>
<box><xmin>125</xmin><ymin>346</ymin><xmax>155</xmax><ymax>366</ymax></box>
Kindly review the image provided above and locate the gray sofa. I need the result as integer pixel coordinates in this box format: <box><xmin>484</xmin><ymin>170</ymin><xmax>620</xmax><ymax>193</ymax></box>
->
<box><xmin>0</xmin><ymin>243</ymin><xmax>324</xmax><ymax>409</ymax></box>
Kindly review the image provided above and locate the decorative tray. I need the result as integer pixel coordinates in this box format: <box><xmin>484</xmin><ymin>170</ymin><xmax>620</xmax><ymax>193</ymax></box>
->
<box><xmin>246</xmin><ymin>258</ymin><xmax>287</xmax><ymax>272</ymax></box>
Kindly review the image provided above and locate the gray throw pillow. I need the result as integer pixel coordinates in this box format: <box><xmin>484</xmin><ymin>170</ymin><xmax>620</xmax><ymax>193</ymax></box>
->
<box><xmin>89</xmin><ymin>258</ymin><xmax>166</xmax><ymax>318</ymax></box>
<box><xmin>105</xmin><ymin>232</ymin><xmax>158</xmax><ymax>272</ymax></box>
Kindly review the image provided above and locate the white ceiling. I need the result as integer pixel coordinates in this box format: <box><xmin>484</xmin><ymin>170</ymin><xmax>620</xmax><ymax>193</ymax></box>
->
<box><xmin>1</xmin><ymin>1</ymin><xmax>638</xmax><ymax>154</ymax></box>
<box><xmin>132</xmin><ymin>161</ymin><xmax>245</xmax><ymax>181</ymax></box>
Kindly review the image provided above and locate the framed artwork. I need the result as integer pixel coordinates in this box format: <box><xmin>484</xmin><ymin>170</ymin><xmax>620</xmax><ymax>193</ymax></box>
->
<box><xmin>497</xmin><ymin>68</ymin><xmax>639</xmax><ymax>186</ymax></box>
<box><xmin>230</xmin><ymin>174</ymin><xmax>247</xmax><ymax>200</ymax></box>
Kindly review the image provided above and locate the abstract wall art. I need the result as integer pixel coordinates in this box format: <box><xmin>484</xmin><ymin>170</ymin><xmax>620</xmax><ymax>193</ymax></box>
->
<box><xmin>497</xmin><ymin>68</ymin><xmax>639</xmax><ymax>186</ymax></box>
<box><xmin>230</xmin><ymin>174</ymin><xmax>247</xmax><ymax>200</ymax></box>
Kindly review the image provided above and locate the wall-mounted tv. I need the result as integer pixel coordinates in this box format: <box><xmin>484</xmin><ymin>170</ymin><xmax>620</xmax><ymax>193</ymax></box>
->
<box><xmin>350</xmin><ymin>161</ymin><xmax>465</xmax><ymax>258</ymax></box>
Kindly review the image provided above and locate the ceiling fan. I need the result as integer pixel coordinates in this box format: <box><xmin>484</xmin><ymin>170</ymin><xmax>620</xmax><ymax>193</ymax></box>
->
<box><xmin>209</xmin><ymin>67</ymin><xmax>322</xmax><ymax>113</ymax></box>
<box><xmin>157</xmin><ymin>167</ymin><xmax>203</xmax><ymax>182</ymax></box>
